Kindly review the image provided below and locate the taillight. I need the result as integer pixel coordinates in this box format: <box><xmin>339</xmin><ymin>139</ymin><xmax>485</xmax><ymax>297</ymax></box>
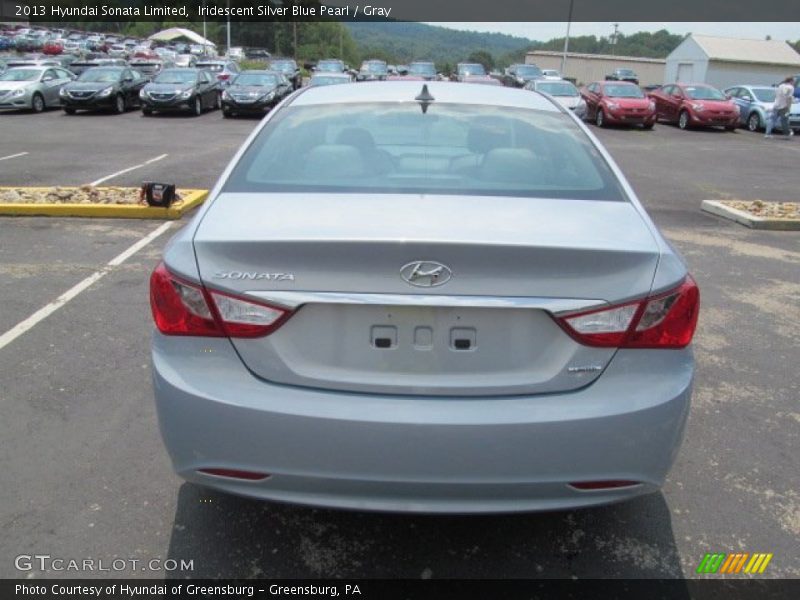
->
<box><xmin>149</xmin><ymin>262</ymin><xmax>292</xmax><ymax>338</ymax></box>
<box><xmin>557</xmin><ymin>276</ymin><xmax>699</xmax><ymax>349</ymax></box>
<box><xmin>218</xmin><ymin>73</ymin><xmax>230</xmax><ymax>80</ymax></box>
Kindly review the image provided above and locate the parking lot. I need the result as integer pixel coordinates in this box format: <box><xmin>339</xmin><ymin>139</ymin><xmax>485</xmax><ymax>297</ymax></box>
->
<box><xmin>0</xmin><ymin>109</ymin><xmax>798</xmax><ymax>580</ymax></box>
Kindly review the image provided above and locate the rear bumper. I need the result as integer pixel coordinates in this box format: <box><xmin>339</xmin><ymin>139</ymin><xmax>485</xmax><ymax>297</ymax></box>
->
<box><xmin>153</xmin><ymin>334</ymin><xmax>692</xmax><ymax>513</ymax></box>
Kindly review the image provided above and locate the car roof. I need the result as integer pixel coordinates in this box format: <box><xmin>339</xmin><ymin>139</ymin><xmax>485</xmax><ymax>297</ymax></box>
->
<box><xmin>290</xmin><ymin>81</ymin><xmax>562</xmax><ymax>112</ymax></box>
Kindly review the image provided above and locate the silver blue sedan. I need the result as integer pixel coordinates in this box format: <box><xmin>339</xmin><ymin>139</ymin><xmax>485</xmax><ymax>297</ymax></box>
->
<box><xmin>725</xmin><ymin>84</ymin><xmax>800</xmax><ymax>132</ymax></box>
<box><xmin>150</xmin><ymin>82</ymin><xmax>699</xmax><ymax>513</ymax></box>
<box><xmin>0</xmin><ymin>66</ymin><xmax>74</xmax><ymax>112</ymax></box>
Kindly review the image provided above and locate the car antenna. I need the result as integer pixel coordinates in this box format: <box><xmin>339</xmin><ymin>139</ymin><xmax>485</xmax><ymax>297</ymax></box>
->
<box><xmin>415</xmin><ymin>84</ymin><xmax>435</xmax><ymax>114</ymax></box>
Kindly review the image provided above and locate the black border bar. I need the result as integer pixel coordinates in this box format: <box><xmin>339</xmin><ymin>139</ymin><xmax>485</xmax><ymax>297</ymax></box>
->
<box><xmin>5</xmin><ymin>0</ymin><xmax>800</xmax><ymax>23</ymax></box>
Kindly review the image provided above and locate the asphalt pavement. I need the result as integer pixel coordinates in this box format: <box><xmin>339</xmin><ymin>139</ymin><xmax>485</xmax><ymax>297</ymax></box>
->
<box><xmin>0</xmin><ymin>108</ymin><xmax>797</xmax><ymax>580</ymax></box>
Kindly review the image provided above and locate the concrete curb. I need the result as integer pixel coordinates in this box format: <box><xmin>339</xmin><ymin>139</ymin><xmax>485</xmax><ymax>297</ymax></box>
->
<box><xmin>701</xmin><ymin>200</ymin><xmax>800</xmax><ymax>231</ymax></box>
<box><xmin>0</xmin><ymin>188</ymin><xmax>208</xmax><ymax>219</ymax></box>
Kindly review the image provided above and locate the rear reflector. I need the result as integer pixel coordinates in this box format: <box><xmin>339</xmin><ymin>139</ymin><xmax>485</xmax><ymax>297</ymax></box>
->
<box><xmin>557</xmin><ymin>276</ymin><xmax>699</xmax><ymax>349</ymax></box>
<box><xmin>198</xmin><ymin>468</ymin><xmax>271</xmax><ymax>481</ymax></box>
<box><xmin>569</xmin><ymin>480</ymin><xmax>641</xmax><ymax>490</ymax></box>
<box><xmin>150</xmin><ymin>262</ymin><xmax>293</xmax><ymax>338</ymax></box>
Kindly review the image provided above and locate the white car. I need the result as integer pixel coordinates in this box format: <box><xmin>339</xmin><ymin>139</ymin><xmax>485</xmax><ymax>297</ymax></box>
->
<box><xmin>525</xmin><ymin>78</ymin><xmax>587</xmax><ymax>119</ymax></box>
<box><xmin>541</xmin><ymin>69</ymin><xmax>563</xmax><ymax>80</ymax></box>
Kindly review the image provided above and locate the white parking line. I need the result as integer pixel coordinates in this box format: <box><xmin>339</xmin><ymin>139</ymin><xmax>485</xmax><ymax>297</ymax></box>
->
<box><xmin>0</xmin><ymin>221</ymin><xmax>173</xmax><ymax>351</ymax></box>
<box><xmin>0</xmin><ymin>152</ymin><xmax>29</xmax><ymax>162</ymax></box>
<box><xmin>89</xmin><ymin>153</ymin><xmax>169</xmax><ymax>186</ymax></box>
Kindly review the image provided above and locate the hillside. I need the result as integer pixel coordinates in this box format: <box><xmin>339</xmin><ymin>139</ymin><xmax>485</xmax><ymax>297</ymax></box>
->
<box><xmin>345</xmin><ymin>21</ymin><xmax>532</xmax><ymax>67</ymax></box>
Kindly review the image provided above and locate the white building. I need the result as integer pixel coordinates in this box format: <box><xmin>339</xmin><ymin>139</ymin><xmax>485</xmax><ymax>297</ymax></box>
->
<box><xmin>665</xmin><ymin>34</ymin><xmax>800</xmax><ymax>88</ymax></box>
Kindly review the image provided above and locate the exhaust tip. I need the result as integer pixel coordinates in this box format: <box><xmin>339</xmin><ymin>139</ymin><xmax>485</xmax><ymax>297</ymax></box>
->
<box><xmin>198</xmin><ymin>468</ymin><xmax>271</xmax><ymax>481</ymax></box>
<box><xmin>569</xmin><ymin>480</ymin><xmax>641</xmax><ymax>491</ymax></box>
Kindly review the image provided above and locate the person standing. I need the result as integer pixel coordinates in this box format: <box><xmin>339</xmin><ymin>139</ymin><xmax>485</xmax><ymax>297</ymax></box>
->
<box><xmin>766</xmin><ymin>76</ymin><xmax>795</xmax><ymax>139</ymax></box>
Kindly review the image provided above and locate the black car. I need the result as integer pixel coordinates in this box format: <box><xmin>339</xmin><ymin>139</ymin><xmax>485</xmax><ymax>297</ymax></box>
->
<box><xmin>357</xmin><ymin>59</ymin><xmax>388</xmax><ymax>82</ymax></box>
<box><xmin>244</xmin><ymin>48</ymin><xmax>271</xmax><ymax>60</ymax></box>
<box><xmin>605</xmin><ymin>68</ymin><xmax>639</xmax><ymax>85</ymax></box>
<box><xmin>503</xmin><ymin>63</ymin><xmax>544</xmax><ymax>87</ymax></box>
<box><xmin>67</xmin><ymin>58</ymin><xmax>126</xmax><ymax>77</ymax></box>
<box><xmin>269</xmin><ymin>58</ymin><xmax>302</xmax><ymax>90</ymax></box>
<box><xmin>221</xmin><ymin>70</ymin><xmax>292</xmax><ymax>118</ymax></box>
<box><xmin>139</xmin><ymin>68</ymin><xmax>221</xmax><ymax>116</ymax></box>
<box><xmin>60</xmin><ymin>66</ymin><xmax>147</xmax><ymax>114</ymax></box>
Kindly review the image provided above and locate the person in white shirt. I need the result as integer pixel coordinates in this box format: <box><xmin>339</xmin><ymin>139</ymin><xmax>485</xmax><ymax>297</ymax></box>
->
<box><xmin>766</xmin><ymin>76</ymin><xmax>795</xmax><ymax>139</ymax></box>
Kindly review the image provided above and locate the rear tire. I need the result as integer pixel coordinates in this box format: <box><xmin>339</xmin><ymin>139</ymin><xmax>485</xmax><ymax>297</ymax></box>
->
<box><xmin>725</xmin><ymin>125</ymin><xmax>737</xmax><ymax>131</ymax></box>
<box><xmin>595</xmin><ymin>109</ymin><xmax>605</xmax><ymax>128</ymax></box>
<box><xmin>142</xmin><ymin>107</ymin><xmax>152</xmax><ymax>116</ymax></box>
<box><xmin>642</xmin><ymin>122</ymin><xmax>654</xmax><ymax>130</ymax></box>
<box><xmin>678</xmin><ymin>110</ymin><xmax>690</xmax><ymax>130</ymax></box>
<box><xmin>747</xmin><ymin>112</ymin><xmax>761</xmax><ymax>132</ymax></box>
<box><xmin>63</xmin><ymin>107</ymin><xmax>76</xmax><ymax>115</ymax></box>
<box><xmin>31</xmin><ymin>93</ymin><xmax>45</xmax><ymax>113</ymax></box>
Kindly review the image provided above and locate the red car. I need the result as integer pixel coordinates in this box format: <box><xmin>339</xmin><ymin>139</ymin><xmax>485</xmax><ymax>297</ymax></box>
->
<box><xmin>580</xmin><ymin>81</ymin><xmax>656</xmax><ymax>128</ymax></box>
<box><xmin>42</xmin><ymin>40</ymin><xmax>64</xmax><ymax>55</ymax></box>
<box><xmin>648</xmin><ymin>83</ymin><xmax>739</xmax><ymax>130</ymax></box>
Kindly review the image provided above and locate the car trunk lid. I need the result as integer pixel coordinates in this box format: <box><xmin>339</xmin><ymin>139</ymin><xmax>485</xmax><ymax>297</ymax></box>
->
<box><xmin>192</xmin><ymin>193</ymin><xmax>660</xmax><ymax>396</ymax></box>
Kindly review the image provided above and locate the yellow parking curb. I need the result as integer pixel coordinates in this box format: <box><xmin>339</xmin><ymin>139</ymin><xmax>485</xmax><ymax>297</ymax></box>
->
<box><xmin>0</xmin><ymin>188</ymin><xmax>209</xmax><ymax>219</ymax></box>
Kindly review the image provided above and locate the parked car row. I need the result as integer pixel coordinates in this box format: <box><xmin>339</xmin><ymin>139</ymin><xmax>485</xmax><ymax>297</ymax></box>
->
<box><xmin>0</xmin><ymin>61</ymin><xmax>295</xmax><ymax>117</ymax></box>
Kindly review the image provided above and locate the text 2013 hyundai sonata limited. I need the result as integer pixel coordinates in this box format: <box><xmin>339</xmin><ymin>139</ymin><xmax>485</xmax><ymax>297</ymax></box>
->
<box><xmin>151</xmin><ymin>82</ymin><xmax>699</xmax><ymax>513</ymax></box>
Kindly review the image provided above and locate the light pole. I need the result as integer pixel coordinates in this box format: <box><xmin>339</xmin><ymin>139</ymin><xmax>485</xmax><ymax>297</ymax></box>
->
<box><xmin>226</xmin><ymin>0</ymin><xmax>231</xmax><ymax>54</ymax></box>
<box><xmin>611</xmin><ymin>23</ymin><xmax>619</xmax><ymax>55</ymax></box>
<box><xmin>560</xmin><ymin>0</ymin><xmax>574</xmax><ymax>76</ymax></box>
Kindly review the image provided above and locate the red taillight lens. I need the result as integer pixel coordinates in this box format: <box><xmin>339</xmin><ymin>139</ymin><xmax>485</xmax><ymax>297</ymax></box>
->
<box><xmin>150</xmin><ymin>262</ymin><xmax>223</xmax><ymax>337</ymax></box>
<box><xmin>198</xmin><ymin>468</ymin><xmax>271</xmax><ymax>481</ymax></box>
<box><xmin>149</xmin><ymin>262</ymin><xmax>292</xmax><ymax>338</ymax></box>
<box><xmin>558</xmin><ymin>276</ymin><xmax>699</xmax><ymax>349</ymax></box>
<box><xmin>218</xmin><ymin>73</ymin><xmax>230</xmax><ymax>80</ymax></box>
<box><xmin>569</xmin><ymin>480</ymin><xmax>641</xmax><ymax>490</ymax></box>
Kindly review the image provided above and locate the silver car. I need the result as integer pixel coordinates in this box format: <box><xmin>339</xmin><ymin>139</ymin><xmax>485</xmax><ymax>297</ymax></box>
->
<box><xmin>151</xmin><ymin>82</ymin><xmax>699</xmax><ymax>513</ymax></box>
<box><xmin>725</xmin><ymin>84</ymin><xmax>800</xmax><ymax>132</ymax></box>
<box><xmin>0</xmin><ymin>66</ymin><xmax>74</xmax><ymax>112</ymax></box>
<box><xmin>525</xmin><ymin>78</ymin><xmax>587</xmax><ymax>119</ymax></box>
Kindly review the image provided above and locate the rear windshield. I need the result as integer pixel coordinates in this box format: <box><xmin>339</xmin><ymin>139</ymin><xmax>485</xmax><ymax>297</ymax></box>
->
<box><xmin>458</xmin><ymin>64</ymin><xmax>485</xmax><ymax>76</ymax></box>
<box><xmin>317</xmin><ymin>61</ymin><xmax>344</xmax><ymax>72</ymax></box>
<box><xmin>409</xmin><ymin>63</ymin><xmax>436</xmax><ymax>76</ymax></box>
<box><xmin>361</xmin><ymin>62</ymin><xmax>387</xmax><ymax>73</ymax></box>
<box><xmin>311</xmin><ymin>76</ymin><xmax>349</xmax><ymax>86</ymax></box>
<box><xmin>604</xmin><ymin>84</ymin><xmax>644</xmax><ymax>98</ymax></box>
<box><xmin>685</xmin><ymin>86</ymin><xmax>725</xmax><ymax>100</ymax></box>
<box><xmin>536</xmin><ymin>81</ymin><xmax>578</xmax><ymax>96</ymax></box>
<box><xmin>234</xmin><ymin>73</ymin><xmax>278</xmax><ymax>86</ymax></box>
<box><xmin>223</xmin><ymin>102</ymin><xmax>625</xmax><ymax>201</ymax></box>
<box><xmin>78</xmin><ymin>68</ymin><xmax>122</xmax><ymax>82</ymax></box>
<box><xmin>153</xmin><ymin>70</ymin><xmax>196</xmax><ymax>84</ymax></box>
<box><xmin>516</xmin><ymin>65</ymin><xmax>543</xmax><ymax>77</ymax></box>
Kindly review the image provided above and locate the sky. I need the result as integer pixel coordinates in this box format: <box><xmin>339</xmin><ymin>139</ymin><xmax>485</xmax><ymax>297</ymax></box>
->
<box><xmin>434</xmin><ymin>22</ymin><xmax>800</xmax><ymax>43</ymax></box>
